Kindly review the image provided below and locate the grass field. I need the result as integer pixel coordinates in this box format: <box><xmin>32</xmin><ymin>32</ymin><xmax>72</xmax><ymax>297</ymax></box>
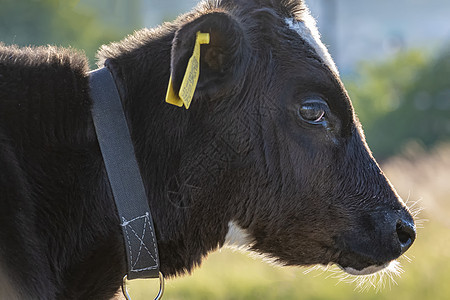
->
<box><xmin>125</xmin><ymin>143</ymin><xmax>450</xmax><ymax>300</ymax></box>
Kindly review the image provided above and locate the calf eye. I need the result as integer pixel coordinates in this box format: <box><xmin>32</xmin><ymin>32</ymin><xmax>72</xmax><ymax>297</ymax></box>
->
<box><xmin>299</xmin><ymin>99</ymin><xmax>328</xmax><ymax>124</ymax></box>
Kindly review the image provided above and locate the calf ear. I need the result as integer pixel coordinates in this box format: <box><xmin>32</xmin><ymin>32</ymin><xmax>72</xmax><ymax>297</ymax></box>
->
<box><xmin>166</xmin><ymin>12</ymin><xmax>248</xmax><ymax>108</ymax></box>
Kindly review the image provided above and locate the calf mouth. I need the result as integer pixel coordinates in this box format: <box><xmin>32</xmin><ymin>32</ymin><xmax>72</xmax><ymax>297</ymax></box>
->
<box><xmin>333</xmin><ymin>249</ymin><xmax>394</xmax><ymax>276</ymax></box>
<box><xmin>337</xmin><ymin>262</ymin><xmax>391</xmax><ymax>276</ymax></box>
<box><xmin>331</xmin><ymin>259</ymin><xmax>405</xmax><ymax>292</ymax></box>
<box><xmin>338</xmin><ymin>262</ymin><xmax>391</xmax><ymax>276</ymax></box>
<box><xmin>333</xmin><ymin>239</ymin><xmax>412</xmax><ymax>277</ymax></box>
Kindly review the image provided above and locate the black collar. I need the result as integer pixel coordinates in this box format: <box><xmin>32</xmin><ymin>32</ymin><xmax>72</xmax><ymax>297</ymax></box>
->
<box><xmin>89</xmin><ymin>67</ymin><xmax>163</xmax><ymax>297</ymax></box>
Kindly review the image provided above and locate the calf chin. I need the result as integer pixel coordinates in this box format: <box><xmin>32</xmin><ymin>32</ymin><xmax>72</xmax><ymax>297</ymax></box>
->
<box><xmin>0</xmin><ymin>267</ymin><xmax>20</xmax><ymax>300</ymax></box>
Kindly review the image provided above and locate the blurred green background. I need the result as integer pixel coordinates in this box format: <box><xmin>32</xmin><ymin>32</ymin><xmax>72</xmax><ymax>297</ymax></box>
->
<box><xmin>1</xmin><ymin>0</ymin><xmax>449</xmax><ymax>299</ymax></box>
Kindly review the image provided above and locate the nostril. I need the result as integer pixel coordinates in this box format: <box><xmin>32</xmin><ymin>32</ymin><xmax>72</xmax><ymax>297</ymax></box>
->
<box><xmin>396</xmin><ymin>219</ymin><xmax>416</xmax><ymax>254</ymax></box>
<box><xmin>396</xmin><ymin>222</ymin><xmax>410</xmax><ymax>244</ymax></box>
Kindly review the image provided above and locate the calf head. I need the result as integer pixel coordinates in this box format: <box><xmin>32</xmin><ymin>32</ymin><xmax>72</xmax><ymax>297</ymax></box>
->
<box><xmin>102</xmin><ymin>0</ymin><xmax>415</xmax><ymax>279</ymax></box>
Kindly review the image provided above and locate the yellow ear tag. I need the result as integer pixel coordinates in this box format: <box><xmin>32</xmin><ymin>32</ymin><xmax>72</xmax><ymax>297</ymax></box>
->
<box><xmin>165</xmin><ymin>31</ymin><xmax>210</xmax><ymax>109</ymax></box>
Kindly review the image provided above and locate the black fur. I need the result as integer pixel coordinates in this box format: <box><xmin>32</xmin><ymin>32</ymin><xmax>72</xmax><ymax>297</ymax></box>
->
<box><xmin>0</xmin><ymin>1</ymin><xmax>414</xmax><ymax>299</ymax></box>
<box><xmin>0</xmin><ymin>44</ymin><xmax>124</xmax><ymax>299</ymax></box>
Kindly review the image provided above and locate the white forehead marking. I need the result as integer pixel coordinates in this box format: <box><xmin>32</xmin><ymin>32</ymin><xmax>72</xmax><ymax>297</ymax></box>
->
<box><xmin>224</xmin><ymin>221</ymin><xmax>253</xmax><ymax>249</ymax></box>
<box><xmin>285</xmin><ymin>12</ymin><xmax>339</xmax><ymax>75</ymax></box>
